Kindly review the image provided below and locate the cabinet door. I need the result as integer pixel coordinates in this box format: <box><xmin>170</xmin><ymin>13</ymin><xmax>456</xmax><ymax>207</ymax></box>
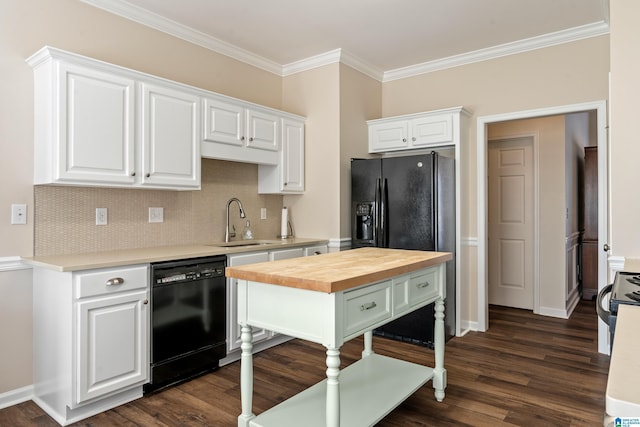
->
<box><xmin>411</xmin><ymin>113</ymin><xmax>453</xmax><ymax>146</ymax></box>
<box><xmin>58</xmin><ymin>62</ymin><xmax>136</xmax><ymax>184</ymax></box>
<box><xmin>281</xmin><ymin>118</ymin><xmax>305</xmax><ymax>192</ymax></box>
<box><xmin>203</xmin><ymin>97</ymin><xmax>245</xmax><ymax>146</ymax></box>
<box><xmin>227</xmin><ymin>252</ymin><xmax>271</xmax><ymax>352</ymax></box>
<box><xmin>140</xmin><ymin>82</ymin><xmax>201</xmax><ymax>189</ymax></box>
<box><xmin>369</xmin><ymin>120</ymin><xmax>410</xmax><ymax>152</ymax></box>
<box><xmin>76</xmin><ymin>289</ymin><xmax>148</xmax><ymax>404</ymax></box>
<box><xmin>246</xmin><ymin>108</ymin><xmax>279</xmax><ymax>151</ymax></box>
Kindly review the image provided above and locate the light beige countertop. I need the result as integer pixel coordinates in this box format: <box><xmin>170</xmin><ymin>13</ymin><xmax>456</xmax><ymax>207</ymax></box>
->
<box><xmin>606</xmin><ymin>304</ymin><xmax>640</xmax><ymax>417</ymax></box>
<box><xmin>225</xmin><ymin>247</ymin><xmax>452</xmax><ymax>293</ymax></box>
<box><xmin>22</xmin><ymin>237</ymin><xmax>328</xmax><ymax>272</ymax></box>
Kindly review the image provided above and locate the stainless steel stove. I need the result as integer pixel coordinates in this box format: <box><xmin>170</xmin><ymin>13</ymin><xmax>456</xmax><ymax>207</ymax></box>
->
<box><xmin>597</xmin><ymin>271</ymin><xmax>640</xmax><ymax>350</ymax></box>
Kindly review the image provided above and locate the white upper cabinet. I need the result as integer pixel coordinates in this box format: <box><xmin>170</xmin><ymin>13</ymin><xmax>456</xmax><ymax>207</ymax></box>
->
<box><xmin>44</xmin><ymin>61</ymin><xmax>137</xmax><ymax>185</ymax></box>
<box><xmin>28</xmin><ymin>46</ymin><xmax>306</xmax><ymax>192</ymax></box>
<box><xmin>258</xmin><ymin>117</ymin><xmax>305</xmax><ymax>194</ymax></box>
<box><xmin>368</xmin><ymin>108</ymin><xmax>465</xmax><ymax>153</ymax></box>
<box><xmin>140</xmin><ymin>82</ymin><xmax>200</xmax><ymax>189</ymax></box>
<box><xmin>202</xmin><ymin>96</ymin><xmax>282</xmax><ymax>165</ymax></box>
<box><xmin>28</xmin><ymin>46</ymin><xmax>201</xmax><ymax>190</ymax></box>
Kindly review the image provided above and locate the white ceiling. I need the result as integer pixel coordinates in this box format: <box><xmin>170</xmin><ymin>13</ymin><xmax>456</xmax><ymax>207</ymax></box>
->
<box><xmin>82</xmin><ymin>0</ymin><xmax>609</xmax><ymax>81</ymax></box>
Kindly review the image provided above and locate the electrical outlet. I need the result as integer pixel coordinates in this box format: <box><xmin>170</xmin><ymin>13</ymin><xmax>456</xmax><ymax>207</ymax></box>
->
<box><xmin>11</xmin><ymin>204</ymin><xmax>27</xmax><ymax>225</ymax></box>
<box><xmin>96</xmin><ymin>208</ymin><xmax>108</xmax><ymax>225</ymax></box>
<box><xmin>260</xmin><ymin>208</ymin><xmax>267</xmax><ymax>220</ymax></box>
<box><xmin>149</xmin><ymin>207</ymin><xmax>164</xmax><ymax>223</ymax></box>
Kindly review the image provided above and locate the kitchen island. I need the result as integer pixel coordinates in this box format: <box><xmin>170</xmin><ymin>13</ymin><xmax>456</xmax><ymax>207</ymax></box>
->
<box><xmin>226</xmin><ymin>247</ymin><xmax>452</xmax><ymax>427</ymax></box>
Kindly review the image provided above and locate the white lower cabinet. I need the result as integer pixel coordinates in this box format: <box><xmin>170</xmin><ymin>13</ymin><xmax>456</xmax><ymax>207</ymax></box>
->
<box><xmin>226</xmin><ymin>251</ymin><xmax>271</xmax><ymax>353</ymax></box>
<box><xmin>33</xmin><ymin>265</ymin><xmax>149</xmax><ymax>426</ymax></box>
<box><xmin>221</xmin><ymin>244</ymin><xmax>326</xmax><ymax>365</ymax></box>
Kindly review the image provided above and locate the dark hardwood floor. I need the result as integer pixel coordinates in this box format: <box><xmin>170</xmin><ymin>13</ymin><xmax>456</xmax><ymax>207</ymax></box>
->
<box><xmin>1</xmin><ymin>300</ymin><xmax>609</xmax><ymax>426</ymax></box>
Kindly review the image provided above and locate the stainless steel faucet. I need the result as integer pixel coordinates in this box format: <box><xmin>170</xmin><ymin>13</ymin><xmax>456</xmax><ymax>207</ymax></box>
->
<box><xmin>225</xmin><ymin>198</ymin><xmax>246</xmax><ymax>242</ymax></box>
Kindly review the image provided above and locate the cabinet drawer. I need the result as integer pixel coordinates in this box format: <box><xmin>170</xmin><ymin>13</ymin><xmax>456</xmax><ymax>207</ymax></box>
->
<box><xmin>76</xmin><ymin>265</ymin><xmax>148</xmax><ymax>299</ymax></box>
<box><xmin>343</xmin><ymin>280</ymin><xmax>391</xmax><ymax>337</ymax></box>
<box><xmin>408</xmin><ymin>268</ymin><xmax>439</xmax><ymax>306</ymax></box>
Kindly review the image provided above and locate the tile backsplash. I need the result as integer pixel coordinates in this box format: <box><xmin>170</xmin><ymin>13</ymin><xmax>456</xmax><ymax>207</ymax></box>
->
<box><xmin>34</xmin><ymin>159</ymin><xmax>284</xmax><ymax>256</ymax></box>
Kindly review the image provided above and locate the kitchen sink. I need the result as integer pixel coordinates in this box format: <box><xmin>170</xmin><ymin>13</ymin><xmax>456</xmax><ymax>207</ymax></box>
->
<box><xmin>206</xmin><ymin>240</ymin><xmax>282</xmax><ymax>248</ymax></box>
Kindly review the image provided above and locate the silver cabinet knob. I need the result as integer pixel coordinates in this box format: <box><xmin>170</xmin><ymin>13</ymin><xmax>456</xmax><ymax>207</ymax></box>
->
<box><xmin>143</xmin><ymin>299</ymin><xmax>149</xmax><ymax>305</ymax></box>
<box><xmin>603</xmin><ymin>243</ymin><xmax>610</xmax><ymax>252</ymax></box>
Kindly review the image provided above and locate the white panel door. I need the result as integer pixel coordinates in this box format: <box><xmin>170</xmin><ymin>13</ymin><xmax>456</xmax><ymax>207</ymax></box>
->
<box><xmin>140</xmin><ymin>82</ymin><xmax>200</xmax><ymax>189</ymax></box>
<box><xmin>488</xmin><ymin>138</ymin><xmax>534</xmax><ymax>309</ymax></box>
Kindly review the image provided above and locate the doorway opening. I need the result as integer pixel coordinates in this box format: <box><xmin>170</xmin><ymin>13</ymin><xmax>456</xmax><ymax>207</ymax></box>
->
<box><xmin>476</xmin><ymin>100</ymin><xmax>609</xmax><ymax>354</ymax></box>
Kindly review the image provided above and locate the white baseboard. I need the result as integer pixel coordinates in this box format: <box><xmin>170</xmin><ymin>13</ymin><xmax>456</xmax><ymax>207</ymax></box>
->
<box><xmin>0</xmin><ymin>384</ymin><xmax>33</xmax><ymax>410</ymax></box>
<box><xmin>459</xmin><ymin>320</ymin><xmax>478</xmax><ymax>334</ymax></box>
<box><xmin>537</xmin><ymin>306</ymin><xmax>570</xmax><ymax>319</ymax></box>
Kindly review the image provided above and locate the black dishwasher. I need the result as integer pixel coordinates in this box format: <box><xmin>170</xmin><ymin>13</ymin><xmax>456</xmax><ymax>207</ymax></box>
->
<box><xmin>145</xmin><ymin>255</ymin><xmax>227</xmax><ymax>393</ymax></box>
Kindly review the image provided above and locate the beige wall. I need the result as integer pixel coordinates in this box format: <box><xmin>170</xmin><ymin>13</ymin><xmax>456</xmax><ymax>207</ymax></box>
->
<box><xmin>610</xmin><ymin>0</ymin><xmax>640</xmax><ymax>259</ymax></box>
<box><xmin>282</xmin><ymin>64</ymin><xmax>342</xmax><ymax>239</ymax></box>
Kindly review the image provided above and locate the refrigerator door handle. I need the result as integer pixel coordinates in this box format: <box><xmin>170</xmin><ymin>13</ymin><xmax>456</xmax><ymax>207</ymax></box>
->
<box><xmin>375</xmin><ymin>178</ymin><xmax>381</xmax><ymax>246</ymax></box>
<box><xmin>381</xmin><ymin>178</ymin><xmax>389</xmax><ymax>248</ymax></box>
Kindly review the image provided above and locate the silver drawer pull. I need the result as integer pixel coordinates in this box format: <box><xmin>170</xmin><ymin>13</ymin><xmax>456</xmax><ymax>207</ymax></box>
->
<box><xmin>416</xmin><ymin>281</ymin><xmax>430</xmax><ymax>289</ymax></box>
<box><xmin>360</xmin><ymin>301</ymin><xmax>377</xmax><ymax>311</ymax></box>
<box><xmin>106</xmin><ymin>277</ymin><xmax>125</xmax><ymax>286</ymax></box>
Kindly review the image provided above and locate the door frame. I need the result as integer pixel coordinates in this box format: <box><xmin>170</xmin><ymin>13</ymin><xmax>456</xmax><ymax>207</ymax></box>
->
<box><xmin>476</xmin><ymin>100</ymin><xmax>608</xmax><ymax>353</ymax></box>
<box><xmin>487</xmin><ymin>135</ymin><xmax>539</xmax><ymax>313</ymax></box>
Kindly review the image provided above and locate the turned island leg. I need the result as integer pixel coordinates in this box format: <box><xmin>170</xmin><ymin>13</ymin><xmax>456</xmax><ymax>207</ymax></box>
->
<box><xmin>362</xmin><ymin>330</ymin><xmax>373</xmax><ymax>358</ymax></box>
<box><xmin>325</xmin><ymin>347</ymin><xmax>341</xmax><ymax>427</ymax></box>
<box><xmin>433</xmin><ymin>298</ymin><xmax>447</xmax><ymax>402</ymax></box>
<box><xmin>238</xmin><ymin>325</ymin><xmax>255</xmax><ymax>427</ymax></box>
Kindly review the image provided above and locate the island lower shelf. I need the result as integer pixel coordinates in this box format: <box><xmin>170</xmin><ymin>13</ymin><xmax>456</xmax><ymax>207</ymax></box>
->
<box><xmin>250</xmin><ymin>353</ymin><xmax>434</xmax><ymax>427</ymax></box>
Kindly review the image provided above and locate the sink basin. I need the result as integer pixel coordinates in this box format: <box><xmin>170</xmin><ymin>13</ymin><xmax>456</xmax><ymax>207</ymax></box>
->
<box><xmin>206</xmin><ymin>240</ymin><xmax>282</xmax><ymax>248</ymax></box>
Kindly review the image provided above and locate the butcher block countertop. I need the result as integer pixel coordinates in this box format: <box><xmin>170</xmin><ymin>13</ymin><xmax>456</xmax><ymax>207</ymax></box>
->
<box><xmin>225</xmin><ymin>247</ymin><xmax>452</xmax><ymax>293</ymax></box>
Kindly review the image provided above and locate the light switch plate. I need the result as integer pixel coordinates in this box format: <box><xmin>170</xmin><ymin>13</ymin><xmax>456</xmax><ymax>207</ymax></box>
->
<box><xmin>260</xmin><ymin>208</ymin><xmax>267</xmax><ymax>220</ymax></box>
<box><xmin>96</xmin><ymin>208</ymin><xmax>107</xmax><ymax>225</ymax></box>
<box><xmin>11</xmin><ymin>204</ymin><xmax>27</xmax><ymax>225</ymax></box>
<box><xmin>149</xmin><ymin>207</ymin><xmax>164</xmax><ymax>223</ymax></box>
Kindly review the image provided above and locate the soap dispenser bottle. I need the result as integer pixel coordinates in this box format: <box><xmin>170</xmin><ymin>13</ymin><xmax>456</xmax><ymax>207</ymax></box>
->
<box><xmin>242</xmin><ymin>220</ymin><xmax>253</xmax><ymax>240</ymax></box>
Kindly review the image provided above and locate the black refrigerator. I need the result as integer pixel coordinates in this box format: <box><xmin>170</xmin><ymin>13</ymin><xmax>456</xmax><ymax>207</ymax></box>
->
<box><xmin>351</xmin><ymin>152</ymin><xmax>455</xmax><ymax>346</ymax></box>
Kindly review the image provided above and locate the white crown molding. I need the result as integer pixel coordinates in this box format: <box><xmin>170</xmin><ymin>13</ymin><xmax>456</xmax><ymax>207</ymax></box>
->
<box><xmin>80</xmin><ymin>0</ymin><xmax>282</xmax><ymax>75</ymax></box>
<box><xmin>81</xmin><ymin>0</ymin><xmax>609</xmax><ymax>82</ymax></box>
<box><xmin>383</xmin><ymin>21</ymin><xmax>610</xmax><ymax>82</ymax></box>
<box><xmin>281</xmin><ymin>49</ymin><xmax>342</xmax><ymax>76</ymax></box>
